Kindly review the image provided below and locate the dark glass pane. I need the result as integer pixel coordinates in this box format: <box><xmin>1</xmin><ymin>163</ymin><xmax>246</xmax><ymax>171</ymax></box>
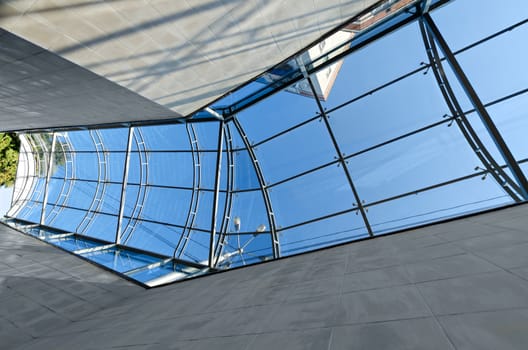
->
<box><xmin>278</xmin><ymin>211</ymin><xmax>368</xmax><ymax>256</ymax></box>
<box><xmin>269</xmin><ymin>163</ymin><xmax>355</xmax><ymax>228</ymax></box>
<box><xmin>366</xmin><ymin>176</ymin><xmax>512</xmax><ymax>235</ymax></box>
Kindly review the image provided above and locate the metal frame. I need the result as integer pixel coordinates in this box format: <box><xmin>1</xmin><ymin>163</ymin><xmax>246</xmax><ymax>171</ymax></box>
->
<box><xmin>418</xmin><ymin>16</ymin><xmax>523</xmax><ymax>202</ymax></box>
<box><xmin>77</xmin><ymin>129</ymin><xmax>110</xmax><ymax>234</ymax></box>
<box><xmin>422</xmin><ymin>12</ymin><xmax>528</xmax><ymax>199</ymax></box>
<box><xmin>208</xmin><ymin>121</ymin><xmax>224</xmax><ymax>267</ymax></box>
<box><xmin>115</xmin><ymin>126</ymin><xmax>134</xmax><ymax>244</ymax></box>
<box><xmin>7</xmin><ymin>0</ymin><xmax>528</xmax><ymax>285</ymax></box>
<box><xmin>232</xmin><ymin>117</ymin><xmax>281</xmax><ymax>259</ymax></box>
<box><xmin>174</xmin><ymin>123</ymin><xmax>203</xmax><ymax>260</ymax></box>
<box><xmin>298</xmin><ymin>59</ymin><xmax>373</xmax><ymax>236</ymax></box>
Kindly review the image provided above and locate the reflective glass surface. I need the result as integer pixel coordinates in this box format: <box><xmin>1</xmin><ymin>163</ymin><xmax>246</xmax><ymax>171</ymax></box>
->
<box><xmin>6</xmin><ymin>0</ymin><xmax>528</xmax><ymax>285</ymax></box>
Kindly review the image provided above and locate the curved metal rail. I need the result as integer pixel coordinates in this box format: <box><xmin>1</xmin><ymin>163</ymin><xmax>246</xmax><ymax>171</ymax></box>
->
<box><xmin>231</xmin><ymin>117</ymin><xmax>280</xmax><ymax>259</ymax></box>
<box><xmin>419</xmin><ymin>17</ymin><xmax>523</xmax><ymax>202</ymax></box>
<box><xmin>77</xmin><ymin>129</ymin><xmax>110</xmax><ymax>234</ymax></box>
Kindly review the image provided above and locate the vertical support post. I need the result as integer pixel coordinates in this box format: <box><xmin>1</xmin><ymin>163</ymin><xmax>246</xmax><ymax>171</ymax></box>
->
<box><xmin>115</xmin><ymin>126</ymin><xmax>134</xmax><ymax>245</ymax></box>
<box><xmin>40</xmin><ymin>132</ymin><xmax>56</xmax><ymax>225</ymax></box>
<box><xmin>209</xmin><ymin>121</ymin><xmax>224</xmax><ymax>268</ymax></box>
<box><xmin>423</xmin><ymin>13</ymin><xmax>528</xmax><ymax>200</ymax></box>
<box><xmin>297</xmin><ymin>57</ymin><xmax>374</xmax><ymax>236</ymax></box>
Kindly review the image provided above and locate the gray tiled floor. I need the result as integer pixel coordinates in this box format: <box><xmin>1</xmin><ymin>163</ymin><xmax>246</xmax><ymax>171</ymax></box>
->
<box><xmin>2</xmin><ymin>203</ymin><xmax>528</xmax><ymax>349</ymax></box>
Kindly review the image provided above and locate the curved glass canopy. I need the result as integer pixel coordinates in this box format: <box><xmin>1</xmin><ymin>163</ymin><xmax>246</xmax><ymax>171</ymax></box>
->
<box><xmin>4</xmin><ymin>0</ymin><xmax>528</xmax><ymax>286</ymax></box>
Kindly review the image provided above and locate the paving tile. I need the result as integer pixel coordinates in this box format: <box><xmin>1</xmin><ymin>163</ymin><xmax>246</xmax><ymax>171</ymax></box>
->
<box><xmin>439</xmin><ymin>309</ymin><xmax>528</xmax><ymax>350</ymax></box>
<box><xmin>330</xmin><ymin>318</ymin><xmax>454</xmax><ymax>350</ymax></box>
<box><xmin>405</xmin><ymin>253</ymin><xmax>499</xmax><ymax>283</ymax></box>
<box><xmin>418</xmin><ymin>271</ymin><xmax>528</xmax><ymax>315</ymax></box>
<box><xmin>342</xmin><ymin>266</ymin><xmax>411</xmax><ymax>293</ymax></box>
<box><xmin>251</xmin><ymin>328</ymin><xmax>331</xmax><ymax>350</ymax></box>
<box><xmin>473</xmin><ymin>242</ymin><xmax>528</xmax><ymax>269</ymax></box>
<box><xmin>338</xmin><ymin>285</ymin><xmax>430</xmax><ymax>324</ymax></box>
<box><xmin>263</xmin><ymin>295</ymin><xmax>341</xmax><ymax>332</ymax></box>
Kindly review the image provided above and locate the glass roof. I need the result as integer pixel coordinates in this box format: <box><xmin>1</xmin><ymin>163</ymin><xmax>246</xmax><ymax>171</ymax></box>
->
<box><xmin>4</xmin><ymin>0</ymin><xmax>528</xmax><ymax>287</ymax></box>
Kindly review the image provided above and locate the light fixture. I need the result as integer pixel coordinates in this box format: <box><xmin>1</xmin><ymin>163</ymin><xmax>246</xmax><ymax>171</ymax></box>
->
<box><xmin>233</xmin><ymin>216</ymin><xmax>241</xmax><ymax>232</ymax></box>
<box><xmin>256</xmin><ymin>224</ymin><xmax>266</xmax><ymax>233</ymax></box>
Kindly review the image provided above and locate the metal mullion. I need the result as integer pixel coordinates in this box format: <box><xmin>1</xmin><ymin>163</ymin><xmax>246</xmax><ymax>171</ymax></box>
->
<box><xmin>363</xmin><ymin>157</ymin><xmax>528</xmax><ymax>216</ymax></box>
<box><xmin>123</xmin><ymin>258</ymin><xmax>173</xmax><ymax>276</ymax></box>
<box><xmin>304</xmin><ymin>75</ymin><xmax>373</xmax><ymax>236</ymax></box>
<box><xmin>214</xmin><ymin>124</ymin><xmax>235</xmax><ymax>266</ymax></box>
<box><xmin>121</xmin><ymin>129</ymin><xmax>150</xmax><ymax>244</ymax></box>
<box><xmin>115</xmin><ymin>127</ymin><xmax>134</xmax><ymax>245</ymax></box>
<box><xmin>231</xmin><ymin>117</ymin><xmax>281</xmax><ymax>259</ymax></box>
<box><xmin>39</xmin><ymin>132</ymin><xmax>56</xmax><ymax>225</ymax></box>
<box><xmin>419</xmin><ymin>17</ymin><xmax>523</xmax><ymax>201</ymax></box>
<box><xmin>49</xmin><ymin>177</ymin><xmax>121</xmax><ymax>185</ymax></box>
<box><xmin>423</xmin><ymin>13</ymin><xmax>528</xmax><ymax>199</ymax></box>
<box><xmin>47</xmin><ymin>202</ymin><xmax>118</xmax><ymax>217</ymax></box>
<box><xmin>77</xmin><ymin>129</ymin><xmax>109</xmax><ymax>233</ymax></box>
<box><xmin>452</xmin><ymin>18</ymin><xmax>528</xmax><ymax>57</ymax></box>
<box><xmin>73</xmin><ymin>243</ymin><xmax>116</xmax><ymax>255</ymax></box>
<box><xmin>175</xmin><ymin>124</ymin><xmax>203</xmax><ymax>258</ymax></box>
<box><xmin>345</xmin><ymin>118</ymin><xmax>452</xmax><ymax>160</ymax></box>
<box><xmin>219</xmin><ymin>0</ymin><xmax>430</xmax><ymax>120</ymax></box>
<box><xmin>252</xmin><ymin>115</ymin><xmax>321</xmax><ymax>148</ymax></box>
<box><xmin>268</xmin><ymin>159</ymin><xmax>340</xmax><ymax>189</ymax></box>
<box><xmin>208</xmin><ymin>121</ymin><xmax>224</xmax><ymax>268</ymax></box>
<box><xmin>275</xmin><ymin>164</ymin><xmax>509</xmax><ymax>234</ymax></box>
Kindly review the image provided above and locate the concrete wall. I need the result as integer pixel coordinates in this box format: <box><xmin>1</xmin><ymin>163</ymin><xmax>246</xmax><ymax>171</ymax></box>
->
<box><xmin>3</xmin><ymin>203</ymin><xmax>528</xmax><ymax>349</ymax></box>
<box><xmin>0</xmin><ymin>29</ymin><xmax>179</xmax><ymax>132</ymax></box>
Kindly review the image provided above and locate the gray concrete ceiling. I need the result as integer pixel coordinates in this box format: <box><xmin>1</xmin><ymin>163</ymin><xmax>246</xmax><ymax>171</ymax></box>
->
<box><xmin>0</xmin><ymin>0</ymin><xmax>378</xmax><ymax>130</ymax></box>
<box><xmin>0</xmin><ymin>28</ymin><xmax>179</xmax><ymax>131</ymax></box>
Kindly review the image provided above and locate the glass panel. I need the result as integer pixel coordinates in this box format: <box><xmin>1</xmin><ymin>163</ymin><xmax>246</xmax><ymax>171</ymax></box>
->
<box><xmin>138</xmin><ymin>124</ymin><xmax>190</xmax><ymax>150</ymax></box>
<box><xmin>366</xmin><ymin>176</ymin><xmax>513</xmax><ymax>235</ymax></box>
<box><xmin>62</xmin><ymin>152</ymin><xmax>125</xmax><ymax>182</ymax></box>
<box><xmin>139</xmin><ymin>186</ymin><xmax>191</xmax><ymax>226</ymax></box>
<box><xmin>46</xmin><ymin>179</ymin><xmax>94</xmax><ymax>213</ymax></box>
<box><xmin>217</xmin><ymin>232</ymin><xmax>273</xmax><ymax>268</ymax></box>
<box><xmin>61</xmin><ymin>130</ymin><xmax>96</xmax><ymax>152</ymax></box>
<box><xmin>236</xmin><ymin>84</ymin><xmax>320</xmax><ymax>143</ymax></box>
<box><xmin>178</xmin><ymin>230</ymin><xmax>210</xmax><ymax>264</ymax></box>
<box><xmin>321</xmin><ymin>21</ymin><xmax>427</xmax><ymax>110</ymax></box>
<box><xmin>49</xmin><ymin>236</ymin><xmax>101</xmax><ymax>251</ymax></box>
<box><xmin>80</xmin><ymin>212</ymin><xmax>118</xmax><ymax>241</ymax></box>
<box><xmin>121</xmin><ymin>220</ymin><xmax>181</xmax><ymax>257</ymax></box>
<box><xmin>233</xmin><ymin>148</ymin><xmax>260</xmax><ymax>190</ymax></box>
<box><xmin>97</xmin><ymin>128</ymin><xmax>129</xmax><ymax>151</ymax></box>
<box><xmin>128</xmin><ymin>261</ymin><xmax>200</xmax><ymax>283</ymax></box>
<box><xmin>269</xmin><ymin>163</ymin><xmax>355</xmax><ymax>228</ymax></box>
<box><xmin>484</xmin><ymin>92</ymin><xmax>528</xmax><ymax>162</ymax></box>
<box><xmin>328</xmin><ymin>71</ymin><xmax>450</xmax><ymax>157</ymax></box>
<box><xmin>278</xmin><ymin>211</ymin><xmax>368</xmax><ymax>256</ymax></box>
<box><xmin>47</xmin><ymin>206</ymin><xmax>86</xmax><ymax>233</ymax></box>
<box><xmin>432</xmin><ymin>0</ymin><xmax>528</xmax><ymax>52</ymax></box>
<box><xmin>197</xmin><ymin>152</ymin><xmax>219</xmax><ymax>190</ymax></box>
<box><xmin>144</xmin><ymin>152</ymin><xmax>194</xmax><ymax>188</ymax></box>
<box><xmin>81</xmin><ymin>247</ymin><xmax>161</xmax><ymax>273</ymax></box>
<box><xmin>347</xmin><ymin>123</ymin><xmax>485</xmax><ymax>204</ymax></box>
<box><xmin>228</xmin><ymin>190</ymin><xmax>269</xmax><ymax>235</ymax></box>
<box><xmin>193</xmin><ymin>121</ymin><xmax>221</xmax><ymax>150</ymax></box>
<box><xmin>456</xmin><ymin>23</ymin><xmax>528</xmax><ymax>104</ymax></box>
<box><xmin>192</xmin><ymin>191</ymin><xmax>213</xmax><ymax>231</ymax></box>
<box><xmin>15</xmin><ymin>200</ymin><xmax>42</xmax><ymax>223</ymax></box>
<box><xmin>254</xmin><ymin>118</ymin><xmax>336</xmax><ymax>184</ymax></box>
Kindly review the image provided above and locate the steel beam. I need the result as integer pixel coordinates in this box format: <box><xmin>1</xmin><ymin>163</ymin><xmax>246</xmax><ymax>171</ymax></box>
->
<box><xmin>39</xmin><ymin>133</ymin><xmax>56</xmax><ymax>225</ymax></box>
<box><xmin>115</xmin><ymin>126</ymin><xmax>134</xmax><ymax>244</ymax></box>
<box><xmin>303</xmin><ymin>74</ymin><xmax>374</xmax><ymax>237</ymax></box>
<box><xmin>423</xmin><ymin>13</ymin><xmax>528</xmax><ymax>200</ymax></box>
<box><xmin>208</xmin><ymin>121</ymin><xmax>224</xmax><ymax>268</ymax></box>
